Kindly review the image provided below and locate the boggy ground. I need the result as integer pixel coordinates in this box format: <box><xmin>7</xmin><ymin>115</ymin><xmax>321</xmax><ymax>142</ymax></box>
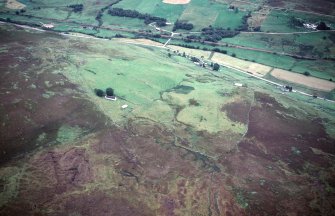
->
<box><xmin>0</xmin><ymin>25</ymin><xmax>335</xmax><ymax>216</ymax></box>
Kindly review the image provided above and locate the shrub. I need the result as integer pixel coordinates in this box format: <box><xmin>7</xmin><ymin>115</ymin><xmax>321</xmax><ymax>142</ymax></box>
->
<box><xmin>189</xmin><ymin>98</ymin><xmax>200</xmax><ymax>106</ymax></box>
<box><xmin>68</xmin><ymin>4</ymin><xmax>83</xmax><ymax>13</ymax></box>
<box><xmin>95</xmin><ymin>89</ymin><xmax>105</xmax><ymax>97</ymax></box>
<box><xmin>213</xmin><ymin>63</ymin><xmax>220</xmax><ymax>71</ymax></box>
<box><xmin>317</xmin><ymin>22</ymin><xmax>330</xmax><ymax>30</ymax></box>
<box><xmin>106</xmin><ymin>88</ymin><xmax>114</xmax><ymax>96</ymax></box>
<box><xmin>303</xmin><ymin>71</ymin><xmax>310</xmax><ymax>76</ymax></box>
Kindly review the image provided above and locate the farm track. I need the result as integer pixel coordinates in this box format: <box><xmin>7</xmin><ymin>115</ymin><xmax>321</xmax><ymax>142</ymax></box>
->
<box><xmin>1</xmin><ymin>21</ymin><xmax>334</xmax><ymax>104</ymax></box>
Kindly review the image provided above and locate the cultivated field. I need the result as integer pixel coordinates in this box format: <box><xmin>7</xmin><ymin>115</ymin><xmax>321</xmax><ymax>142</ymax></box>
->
<box><xmin>5</xmin><ymin>0</ymin><xmax>25</xmax><ymax>10</ymax></box>
<box><xmin>167</xmin><ymin>45</ymin><xmax>212</xmax><ymax>59</ymax></box>
<box><xmin>212</xmin><ymin>52</ymin><xmax>273</xmax><ymax>76</ymax></box>
<box><xmin>116</xmin><ymin>38</ymin><xmax>164</xmax><ymax>47</ymax></box>
<box><xmin>271</xmin><ymin>68</ymin><xmax>335</xmax><ymax>91</ymax></box>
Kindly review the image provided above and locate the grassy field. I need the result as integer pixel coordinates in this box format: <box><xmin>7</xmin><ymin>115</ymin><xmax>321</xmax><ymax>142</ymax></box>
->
<box><xmin>112</xmin><ymin>0</ymin><xmax>248</xmax><ymax>31</ymax></box>
<box><xmin>222</xmin><ymin>31</ymin><xmax>335</xmax><ymax>59</ymax></box>
<box><xmin>168</xmin><ymin>38</ymin><xmax>335</xmax><ymax>81</ymax></box>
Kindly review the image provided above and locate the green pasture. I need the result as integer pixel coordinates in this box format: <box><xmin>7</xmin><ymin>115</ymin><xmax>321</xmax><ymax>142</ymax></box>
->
<box><xmin>60</xmin><ymin>39</ymin><xmax>194</xmax><ymax>124</ymax></box>
<box><xmin>47</xmin><ymin>34</ymin><xmax>254</xmax><ymax>135</ymax></box>
<box><xmin>221</xmin><ymin>31</ymin><xmax>335</xmax><ymax>59</ymax></box>
<box><xmin>102</xmin><ymin>15</ymin><xmax>151</xmax><ymax>31</ymax></box>
<box><xmin>113</xmin><ymin>0</ymin><xmax>247</xmax><ymax>31</ymax></box>
<box><xmin>114</xmin><ymin>0</ymin><xmax>185</xmax><ymax>22</ymax></box>
<box><xmin>168</xmin><ymin>37</ymin><xmax>335</xmax><ymax>80</ymax></box>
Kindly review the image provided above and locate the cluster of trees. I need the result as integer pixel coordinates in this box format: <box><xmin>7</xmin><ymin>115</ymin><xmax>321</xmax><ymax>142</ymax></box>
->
<box><xmin>212</xmin><ymin>63</ymin><xmax>220</xmax><ymax>71</ymax></box>
<box><xmin>96</xmin><ymin>10</ymin><xmax>103</xmax><ymax>25</ymax></box>
<box><xmin>304</xmin><ymin>71</ymin><xmax>310</xmax><ymax>76</ymax></box>
<box><xmin>285</xmin><ymin>86</ymin><xmax>293</xmax><ymax>92</ymax></box>
<box><xmin>14</xmin><ymin>9</ymin><xmax>26</xmax><ymax>15</ymax></box>
<box><xmin>212</xmin><ymin>48</ymin><xmax>227</xmax><ymax>54</ymax></box>
<box><xmin>95</xmin><ymin>88</ymin><xmax>115</xmax><ymax>97</ymax></box>
<box><xmin>96</xmin><ymin>1</ymin><xmax>122</xmax><ymax>27</ymax></box>
<box><xmin>201</xmin><ymin>26</ymin><xmax>239</xmax><ymax>42</ymax></box>
<box><xmin>317</xmin><ymin>22</ymin><xmax>330</xmax><ymax>30</ymax></box>
<box><xmin>228</xmin><ymin>5</ymin><xmax>239</xmax><ymax>13</ymax></box>
<box><xmin>108</xmin><ymin>8</ymin><xmax>167</xmax><ymax>26</ymax></box>
<box><xmin>235</xmin><ymin>12</ymin><xmax>251</xmax><ymax>31</ymax></box>
<box><xmin>183</xmin><ymin>35</ymin><xmax>201</xmax><ymax>43</ymax></box>
<box><xmin>191</xmin><ymin>57</ymin><xmax>200</xmax><ymax>62</ymax></box>
<box><xmin>68</xmin><ymin>4</ymin><xmax>84</xmax><ymax>13</ymax></box>
<box><xmin>173</xmin><ymin>20</ymin><xmax>194</xmax><ymax>31</ymax></box>
<box><xmin>185</xmin><ymin>35</ymin><xmax>201</xmax><ymax>40</ymax></box>
<box><xmin>289</xmin><ymin>17</ymin><xmax>331</xmax><ymax>31</ymax></box>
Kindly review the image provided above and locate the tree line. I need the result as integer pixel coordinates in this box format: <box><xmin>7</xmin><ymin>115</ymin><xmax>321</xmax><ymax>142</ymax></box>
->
<box><xmin>108</xmin><ymin>8</ymin><xmax>167</xmax><ymax>27</ymax></box>
<box><xmin>95</xmin><ymin>88</ymin><xmax>115</xmax><ymax>97</ymax></box>
<box><xmin>201</xmin><ymin>26</ymin><xmax>239</xmax><ymax>42</ymax></box>
<box><xmin>173</xmin><ymin>20</ymin><xmax>194</xmax><ymax>31</ymax></box>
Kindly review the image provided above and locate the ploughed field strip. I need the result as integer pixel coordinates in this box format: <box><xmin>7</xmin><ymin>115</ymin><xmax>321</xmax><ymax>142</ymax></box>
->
<box><xmin>0</xmin><ymin>24</ymin><xmax>335</xmax><ymax>216</ymax></box>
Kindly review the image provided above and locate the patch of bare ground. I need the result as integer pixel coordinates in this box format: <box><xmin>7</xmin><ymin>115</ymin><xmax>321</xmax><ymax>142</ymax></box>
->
<box><xmin>219</xmin><ymin>92</ymin><xmax>335</xmax><ymax>215</ymax></box>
